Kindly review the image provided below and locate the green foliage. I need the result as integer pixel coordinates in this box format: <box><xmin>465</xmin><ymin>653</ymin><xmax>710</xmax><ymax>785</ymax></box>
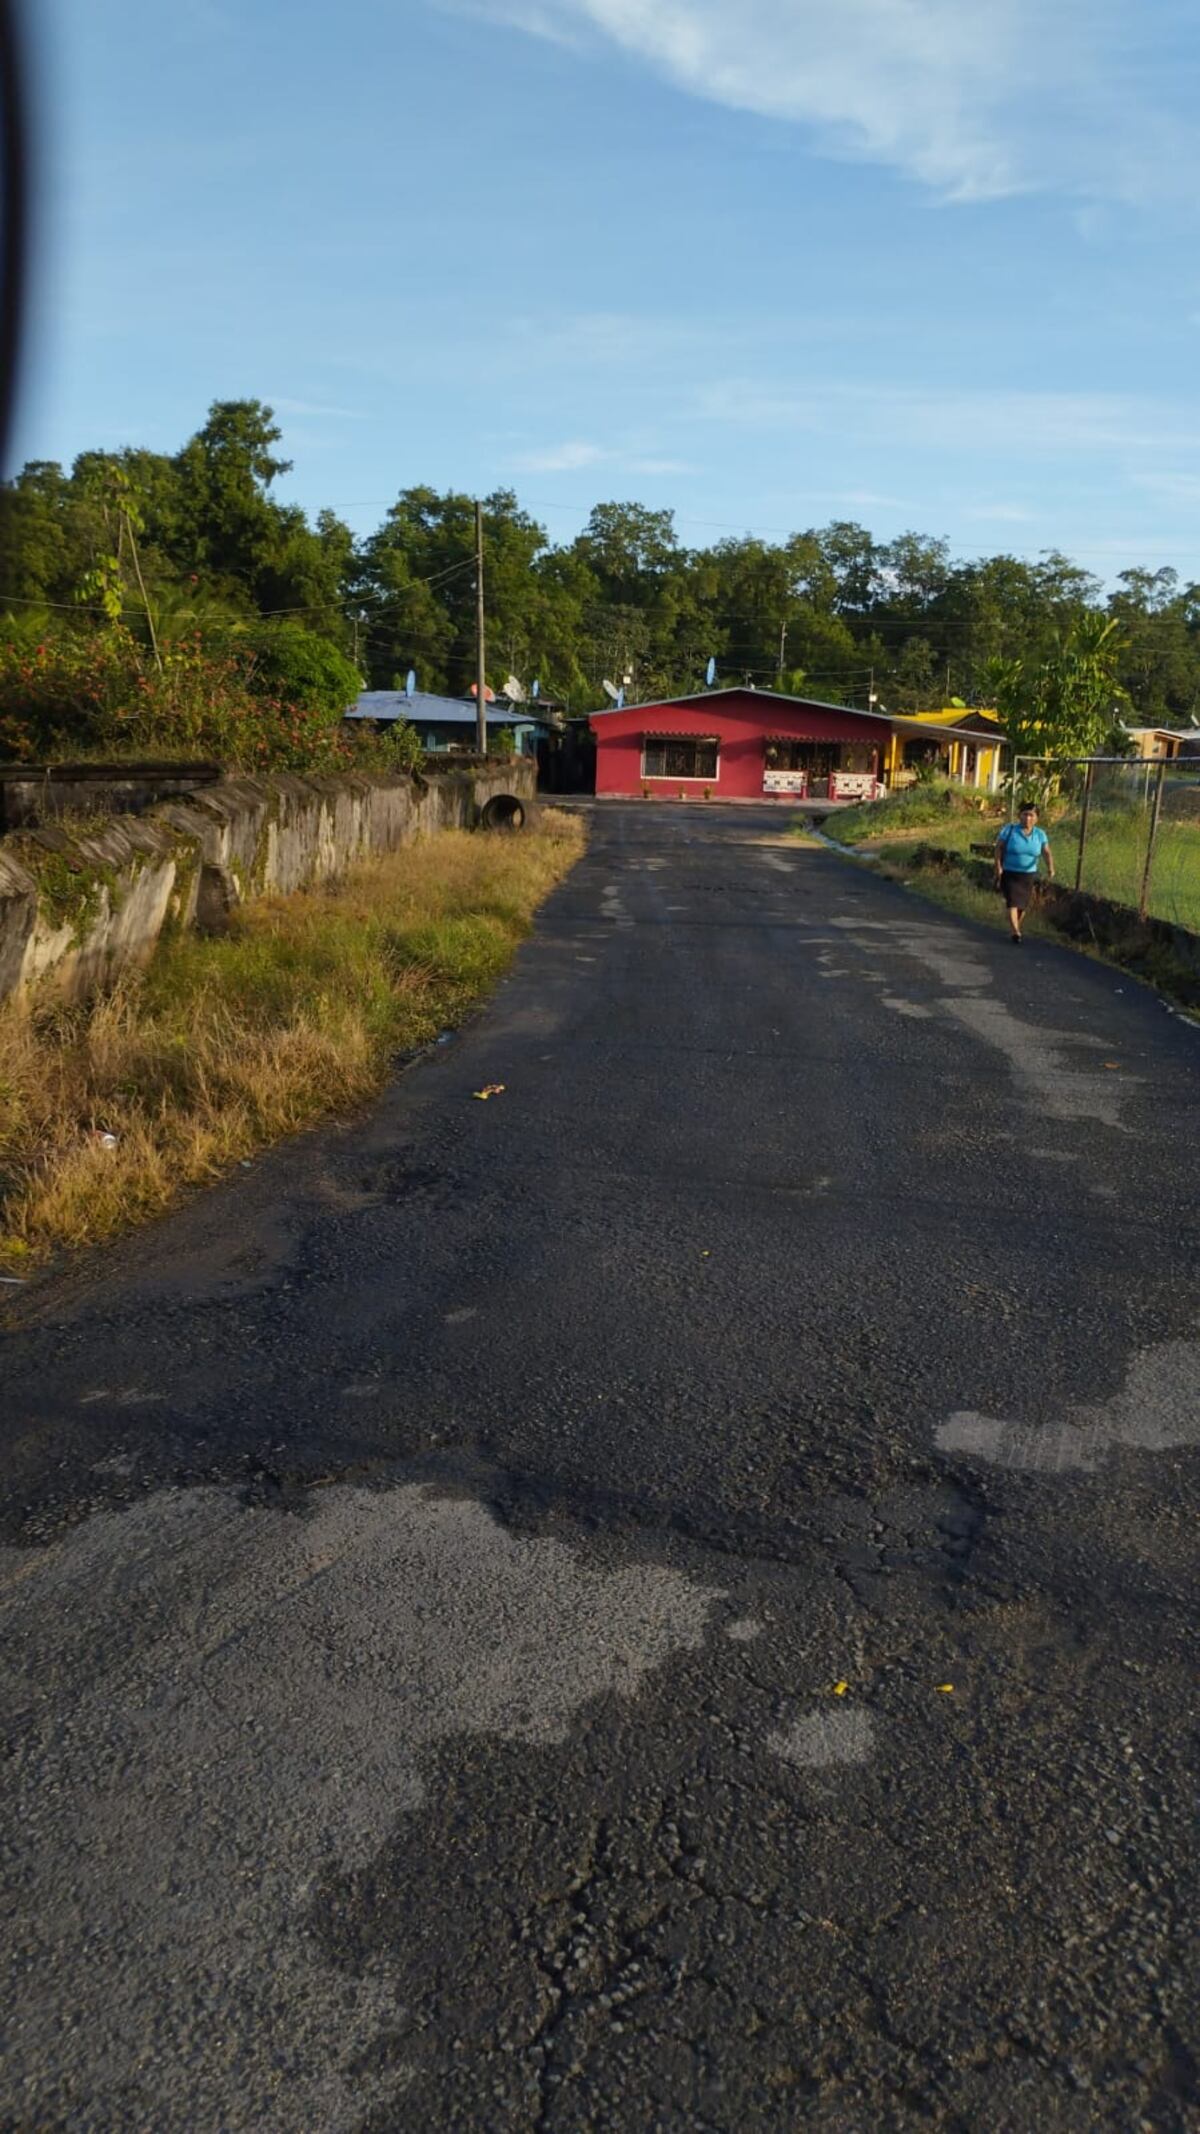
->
<box><xmin>0</xmin><ymin>626</ymin><xmax>384</xmax><ymax>775</ymax></box>
<box><xmin>823</xmin><ymin>777</ymin><xmax>996</xmax><ymax>846</ymax></box>
<box><xmin>243</xmin><ymin>627</ymin><xmax>361</xmax><ymax>725</ymax></box>
<box><xmin>988</xmin><ymin>613</ymin><xmax>1130</xmax><ymax>761</ymax></box>
<box><xmin>2</xmin><ymin>396</ymin><xmax>1200</xmax><ymax>761</ymax></box>
<box><xmin>376</xmin><ymin>719</ymin><xmax>423</xmax><ymax>772</ymax></box>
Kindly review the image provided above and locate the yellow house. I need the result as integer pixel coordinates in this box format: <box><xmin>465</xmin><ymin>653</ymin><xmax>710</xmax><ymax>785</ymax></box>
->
<box><xmin>1123</xmin><ymin>727</ymin><xmax>1196</xmax><ymax>761</ymax></box>
<box><xmin>883</xmin><ymin>708</ymin><xmax>1007</xmax><ymax>794</ymax></box>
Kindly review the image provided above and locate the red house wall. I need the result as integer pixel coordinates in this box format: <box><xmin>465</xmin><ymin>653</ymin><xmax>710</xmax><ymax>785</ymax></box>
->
<box><xmin>589</xmin><ymin>693</ymin><xmax>887</xmax><ymax>800</ymax></box>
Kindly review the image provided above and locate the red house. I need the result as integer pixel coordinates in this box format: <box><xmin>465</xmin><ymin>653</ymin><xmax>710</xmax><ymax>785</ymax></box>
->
<box><xmin>589</xmin><ymin>688</ymin><xmax>891</xmax><ymax>803</ymax></box>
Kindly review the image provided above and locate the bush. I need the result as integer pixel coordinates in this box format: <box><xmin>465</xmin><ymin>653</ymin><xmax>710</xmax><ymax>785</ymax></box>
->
<box><xmin>242</xmin><ymin>626</ymin><xmax>362</xmax><ymax>726</ymax></box>
<box><xmin>828</xmin><ymin>777</ymin><xmax>999</xmax><ymax>845</ymax></box>
<box><xmin>373</xmin><ymin>718</ymin><xmax>423</xmax><ymax>773</ymax></box>
<box><xmin>0</xmin><ymin>622</ymin><xmax>413</xmax><ymax>777</ymax></box>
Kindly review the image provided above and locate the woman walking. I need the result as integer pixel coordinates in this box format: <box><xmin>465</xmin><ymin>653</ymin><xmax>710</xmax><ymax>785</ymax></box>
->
<box><xmin>994</xmin><ymin>800</ymin><xmax>1055</xmax><ymax>943</ymax></box>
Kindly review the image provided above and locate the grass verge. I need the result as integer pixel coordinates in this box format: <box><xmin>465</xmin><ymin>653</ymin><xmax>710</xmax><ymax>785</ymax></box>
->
<box><xmin>807</xmin><ymin>778</ymin><xmax>1000</xmax><ymax>848</ymax></box>
<box><xmin>865</xmin><ymin>844</ymin><xmax>1200</xmax><ymax>1014</ymax></box>
<box><xmin>812</xmin><ymin>777</ymin><xmax>1200</xmax><ymax>931</ymax></box>
<box><xmin>0</xmin><ymin>810</ymin><xmax>585</xmax><ymax>1271</ymax></box>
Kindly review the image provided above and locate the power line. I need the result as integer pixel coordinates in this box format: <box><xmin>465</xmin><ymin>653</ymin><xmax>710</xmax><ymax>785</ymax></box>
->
<box><xmin>0</xmin><ymin>556</ymin><xmax>481</xmax><ymax>623</ymax></box>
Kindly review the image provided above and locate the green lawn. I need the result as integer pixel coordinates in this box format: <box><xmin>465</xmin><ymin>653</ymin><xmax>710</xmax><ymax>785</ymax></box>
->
<box><xmin>1066</xmin><ymin>812</ymin><xmax>1200</xmax><ymax>931</ymax></box>
<box><xmin>819</xmin><ymin>790</ymin><xmax>1200</xmax><ymax>932</ymax></box>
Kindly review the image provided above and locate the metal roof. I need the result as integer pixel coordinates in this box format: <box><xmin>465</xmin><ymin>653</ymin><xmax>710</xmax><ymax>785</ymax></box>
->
<box><xmin>346</xmin><ymin>691</ymin><xmax>548</xmax><ymax>726</ymax></box>
<box><xmin>588</xmin><ymin>687</ymin><xmax>1007</xmax><ymax>744</ymax></box>
<box><xmin>1125</xmin><ymin>725</ymin><xmax>1200</xmax><ymax>740</ymax></box>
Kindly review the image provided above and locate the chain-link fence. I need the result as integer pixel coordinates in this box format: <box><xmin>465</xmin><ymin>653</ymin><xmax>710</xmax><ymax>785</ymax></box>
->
<box><xmin>1011</xmin><ymin>755</ymin><xmax>1200</xmax><ymax>931</ymax></box>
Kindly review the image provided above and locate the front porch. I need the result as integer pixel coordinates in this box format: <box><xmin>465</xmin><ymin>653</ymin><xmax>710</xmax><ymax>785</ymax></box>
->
<box><xmin>762</xmin><ymin>736</ymin><xmax>882</xmax><ymax>802</ymax></box>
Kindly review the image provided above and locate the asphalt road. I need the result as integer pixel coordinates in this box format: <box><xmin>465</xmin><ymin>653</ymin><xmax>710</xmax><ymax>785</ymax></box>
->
<box><xmin>1</xmin><ymin>803</ymin><xmax>1198</xmax><ymax>2133</ymax></box>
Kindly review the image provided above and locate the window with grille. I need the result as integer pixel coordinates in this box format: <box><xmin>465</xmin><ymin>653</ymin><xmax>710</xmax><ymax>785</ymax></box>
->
<box><xmin>642</xmin><ymin>736</ymin><xmax>718</xmax><ymax>780</ymax></box>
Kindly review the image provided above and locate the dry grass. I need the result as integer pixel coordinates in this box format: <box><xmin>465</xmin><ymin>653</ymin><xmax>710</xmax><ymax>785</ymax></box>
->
<box><xmin>0</xmin><ymin>811</ymin><xmax>584</xmax><ymax>1269</ymax></box>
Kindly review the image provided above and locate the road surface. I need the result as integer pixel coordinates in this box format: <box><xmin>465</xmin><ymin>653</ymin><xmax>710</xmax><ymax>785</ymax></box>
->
<box><xmin>1</xmin><ymin>804</ymin><xmax>1197</xmax><ymax>2132</ymax></box>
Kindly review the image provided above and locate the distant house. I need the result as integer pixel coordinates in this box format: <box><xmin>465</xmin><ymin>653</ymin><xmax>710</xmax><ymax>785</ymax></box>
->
<box><xmin>346</xmin><ymin>691</ymin><xmax>552</xmax><ymax>759</ymax></box>
<box><xmin>893</xmin><ymin>708</ymin><xmax>1007</xmax><ymax>793</ymax></box>
<box><xmin>1121</xmin><ymin>726</ymin><xmax>1200</xmax><ymax>761</ymax></box>
<box><xmin>589</xmin><ymin>688</ymin><xmax>1008</xmax><ymax>802</ymax></box>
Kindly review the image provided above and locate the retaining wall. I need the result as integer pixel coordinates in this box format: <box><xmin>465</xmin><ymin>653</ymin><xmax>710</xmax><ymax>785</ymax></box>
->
<box><xmin>0</xmin><ymin>761</ymin><xmax>225</xmax><ymax>832</ymax></box>
<box><xmin>0</xmin><ymin>759</ymin><xmax>536</xmax><ymax>1003</ymax></box>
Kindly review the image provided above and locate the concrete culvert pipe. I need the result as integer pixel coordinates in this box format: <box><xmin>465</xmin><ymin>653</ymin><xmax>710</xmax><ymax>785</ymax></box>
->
<box><xmin>480</xmin><ymin>793</ymin><xmax>526</xmax><ymax>832</ymax></box>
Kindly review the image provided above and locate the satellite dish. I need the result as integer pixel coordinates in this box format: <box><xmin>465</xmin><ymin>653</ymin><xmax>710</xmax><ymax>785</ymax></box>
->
<box><xmin>705</xmin><ymin>656</ymin><xmax>717</xmax><ymax>687</ymax></box>
<box><xmin>505</xmin><ymin>673</ymin><xmax>526</xmax><ymax>703</ymax></box>
<box><xmin>405</xmin><ymin>669</ymin><xmax>416</xmax><ymax>700</ymax></box>
<box><xmin>616</xmin><ymin>687</ymin><xmax>626</xmax><ymax>709</ymax></box>
<box><xmin>602</xmin><ymin>679</ymin><xmax>619</xmax><ymax>702</ymax></box>
<box><xmin>531</xmin><ymin>678</ymin><xmax>540</xmax><ymax>700</ymax></box>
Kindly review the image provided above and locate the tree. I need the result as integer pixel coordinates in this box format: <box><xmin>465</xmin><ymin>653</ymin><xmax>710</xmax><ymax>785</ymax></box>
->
<box><xmin>1108</xmin><ymin>569</ymin><xmax>1200</xmax><ymax>727</ymax></box>
<box><xmin>243</xmin><ymin>626</ymin><xmax>362</xmax><ymax>726</ymax></box>
<box><xmin>173</xmin><ymin>399</ymin><xmax>294</xmax><ymax>602</ymax></box>
<box><xmin>815</xmin><ymin>522</ymin><xmax>880</xmax><ymax>615</ymax></box>
<box><xmin>574</xmin><ymin>503</ymin><xmax>679</xmax><ymax>604</ymax></box>
<box><xmin>988</xmin><ymin>613</ymin><xmax>1129</xmax><ymax>764</ymax></box>
<box><xmin>7</xmin><ymin>391</ymin><xmax>1200</xmax><ymax>756</ymax></box>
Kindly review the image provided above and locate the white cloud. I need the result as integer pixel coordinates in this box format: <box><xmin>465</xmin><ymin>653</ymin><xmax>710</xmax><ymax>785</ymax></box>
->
<box><xmin>454</xmin><ymin>0</ymin><xmax>1193</xmax><ymax>205</ymax></box>
<box><xmin>512</xmin><ymin>439</ymin><xmax>697</xmax><ymax>475</ymax></box>
<box><xmin>513</xmin><ymin>439</ymin><xmax>608</xmax><ymax>471</ymax></box>
<box><xmin>628</xmin><ymin>455</ymin><xmax>696</xmax><ymax>476</ymax></box>
<box><xmin>961</xmin><ymin>502</ymin><xmax>1036</xmax><ymax>524</ymax></box>
<box><xmin>273</xmin><ymin>397</ymin><xmax>363</xmax><ymax>420</ymax></box>
<box><xmin>693</xmin><ymin>379</ymin><xmax>1200</xmax><ymax>458</ymax></box>
<box><xmin>1130</xmin><ymin>469</ymin><xmax>1200</xmax><ymax>506</ymax></box>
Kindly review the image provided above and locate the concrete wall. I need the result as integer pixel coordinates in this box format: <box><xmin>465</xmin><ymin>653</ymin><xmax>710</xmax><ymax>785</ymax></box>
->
<box><xmin>0</xmin><ymin>759</ymin><xmax>536</xmax><ymax>1004</ymax></box>
<box><xmin>0</xmin><ymin>762</ymin><xmax>224</xmax><ymax>832</ymax></box>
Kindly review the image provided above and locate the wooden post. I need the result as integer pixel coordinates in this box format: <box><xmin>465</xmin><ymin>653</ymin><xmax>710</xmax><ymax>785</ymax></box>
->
<box><xmin>475</xmin><ymin>499</ymin><xmax>487</xmax><ymax>757</ymax></box>
<box><xmin>1138</xmin><ymin>758</ymin><xmax>1167</xmax><ymax>921</ymax></box>
<box><xmin>1073</xmin><ymin>760</ymin><xmax>1094</xmax><ymax>892</ymax></box>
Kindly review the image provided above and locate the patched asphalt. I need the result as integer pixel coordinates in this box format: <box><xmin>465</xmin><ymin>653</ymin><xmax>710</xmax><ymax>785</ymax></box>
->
<box><xmin>1</xmin><ymin>803</ymin><xmax>1197</xmax><ymax>2131</ymax></box>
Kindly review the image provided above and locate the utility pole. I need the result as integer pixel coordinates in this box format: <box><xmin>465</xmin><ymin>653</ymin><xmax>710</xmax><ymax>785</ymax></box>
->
<box><xmin>475</xmin><ymin>500</ymin><xmax>487</xmax><ymax>756</ymax></box>
<box><xmin>778</xmin><ymin>617</ymin><xmax>787</xmax><ymax>681</ymax></box>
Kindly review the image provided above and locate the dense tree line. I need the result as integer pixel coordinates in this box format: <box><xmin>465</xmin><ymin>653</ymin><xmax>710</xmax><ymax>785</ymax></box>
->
<box><xmin>2</xmin><ymin>398</ymin><xmax>1199</xmax><ymax>738</ymax></box>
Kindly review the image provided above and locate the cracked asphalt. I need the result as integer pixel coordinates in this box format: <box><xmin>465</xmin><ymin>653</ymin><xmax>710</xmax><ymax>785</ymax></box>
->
<box><xmin>1</xmin><ymin>802</ymin><xmax>1197</xmax><ymax>2132</ymax></box>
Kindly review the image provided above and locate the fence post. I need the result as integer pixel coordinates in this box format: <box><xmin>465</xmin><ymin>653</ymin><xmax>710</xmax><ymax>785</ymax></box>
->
<box><xmin>1138</xmin><ymin>758</ymin><xmax>1167</xmax><ymax>921</ymax></box>
<box><xmin>1074</xmin><ymin>760</ymin><xmax>1094</xmax><ymax>893</ymax></box>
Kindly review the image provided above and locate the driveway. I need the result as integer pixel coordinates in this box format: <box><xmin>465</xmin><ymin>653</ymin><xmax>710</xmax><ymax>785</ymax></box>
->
<box><xmin>2</xmin><ymin>803</ymin><xmax>1197</xmax><ymax>2130</ymax></box>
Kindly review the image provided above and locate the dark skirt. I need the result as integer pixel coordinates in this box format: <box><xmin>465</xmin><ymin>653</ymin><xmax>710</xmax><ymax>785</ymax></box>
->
<box><xmin>1001</xmin><ymin>869</ymin><xmax>1037</xmax><ymax>910</ymax></box>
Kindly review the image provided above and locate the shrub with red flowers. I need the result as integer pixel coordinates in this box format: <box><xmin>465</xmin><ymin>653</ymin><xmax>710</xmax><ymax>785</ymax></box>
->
<box><xmin>0</xmin><ymin>623</ymin><xmax>419</xmax><ymax>776</ymax></box>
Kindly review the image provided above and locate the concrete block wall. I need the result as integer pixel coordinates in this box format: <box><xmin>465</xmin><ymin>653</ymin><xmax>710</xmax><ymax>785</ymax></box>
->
<box><xmin>0</xmin><ymin>759</ymin><xmax>536</xmax><ymax>1004</ymax></box>
<box><xmin>0</xmin><ymin>761</ymin><xmax>224</xmax><ymax>832</ymax></box>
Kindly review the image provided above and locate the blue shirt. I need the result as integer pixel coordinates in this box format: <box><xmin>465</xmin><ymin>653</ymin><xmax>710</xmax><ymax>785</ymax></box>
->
<box><xmin>997</xmin><ymin>822</ymin><xmax>1048</xmax><ymax>874</ymax></box>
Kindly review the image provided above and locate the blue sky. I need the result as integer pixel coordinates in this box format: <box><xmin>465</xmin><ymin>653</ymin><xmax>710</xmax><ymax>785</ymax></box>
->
<box><xmin>18</xmin><ymin>0</ymin><xmax>1200</xmax><ymax>577</ymax></box>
